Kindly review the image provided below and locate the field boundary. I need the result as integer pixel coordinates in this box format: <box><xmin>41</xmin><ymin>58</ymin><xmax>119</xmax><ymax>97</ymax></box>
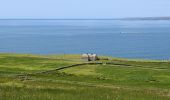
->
<box><xmin>17</xmin><ymin>62</ymin><xmax>138</xmax><ymax>78</ymax></box>
<box><xmin>17</xmin><ymin>61</ymin><xmax>169</xmax><ymax>78</ymax></box>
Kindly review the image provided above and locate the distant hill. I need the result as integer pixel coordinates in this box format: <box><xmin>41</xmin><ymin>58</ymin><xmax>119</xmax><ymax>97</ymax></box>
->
<box><xmin>120</xmin><ymin>17</ymin><xmax>170</xmax><ymax>20</ymax></box>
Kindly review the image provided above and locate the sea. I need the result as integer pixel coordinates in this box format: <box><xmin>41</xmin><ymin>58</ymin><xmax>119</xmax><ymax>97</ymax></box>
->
<box><xmin>0</xmin><ymin>19</ymin><xmax>170</xmax><ymax>60</ymax></box>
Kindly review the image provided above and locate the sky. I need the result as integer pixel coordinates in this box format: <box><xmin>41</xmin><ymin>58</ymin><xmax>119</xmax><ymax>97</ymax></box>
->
<box><xmin>0</xmin><ymin>0</ymin><xmax>170</xmax><ymax>19</ymax></box>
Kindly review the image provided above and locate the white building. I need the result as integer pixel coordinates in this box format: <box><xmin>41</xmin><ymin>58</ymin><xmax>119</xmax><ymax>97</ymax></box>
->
<box><xmin>81</xmin><ymin>53</ymin><xmax>99</xmax><ymax>61</ymax></box>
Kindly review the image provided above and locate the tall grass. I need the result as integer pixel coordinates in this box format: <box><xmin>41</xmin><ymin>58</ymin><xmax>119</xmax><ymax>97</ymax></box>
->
<box><xmin>0</xmin><ymin>54</ymin><xmax>170</xmax><ymax>100</ymax></box>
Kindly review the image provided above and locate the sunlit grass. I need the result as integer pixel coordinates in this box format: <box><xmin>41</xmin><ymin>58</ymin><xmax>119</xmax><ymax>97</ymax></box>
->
<box><xmin>0</xmin><ymin>53</ymin><xmax>170</xmax><ymax>100</ymax></box>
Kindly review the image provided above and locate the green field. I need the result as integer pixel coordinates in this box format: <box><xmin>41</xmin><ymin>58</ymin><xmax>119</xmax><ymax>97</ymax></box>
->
<box><xmin>0</xmin><ymin>53</ymin><xmax>170</xmax><ymax>100</ymax></box>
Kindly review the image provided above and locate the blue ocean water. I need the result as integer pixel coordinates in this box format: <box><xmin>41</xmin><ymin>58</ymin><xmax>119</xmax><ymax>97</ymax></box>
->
<box><xmin>0</xmin><ymin>19</ymin><xmax>170</xmax><ymax>60</ymax></box>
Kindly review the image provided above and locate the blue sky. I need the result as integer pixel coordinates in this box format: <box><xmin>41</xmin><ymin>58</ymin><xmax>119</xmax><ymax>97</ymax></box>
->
<box><xmin>0</xmin><ymin>0</ymin><xmax>170</xmax><ymax>19</ymax></box>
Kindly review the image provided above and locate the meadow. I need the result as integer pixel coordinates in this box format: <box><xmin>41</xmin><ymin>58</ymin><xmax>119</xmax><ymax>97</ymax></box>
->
<box><xmin>0</xmin><ymin>53</ymin><xmax>170</xmax><ymax>100</ymax></box>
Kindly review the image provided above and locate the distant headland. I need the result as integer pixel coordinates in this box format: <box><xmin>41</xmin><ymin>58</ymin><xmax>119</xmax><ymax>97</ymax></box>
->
<box><xmin>119</xmin><ymin>17</ymin><xmax>170</xmax><ymax>20</ymax></box>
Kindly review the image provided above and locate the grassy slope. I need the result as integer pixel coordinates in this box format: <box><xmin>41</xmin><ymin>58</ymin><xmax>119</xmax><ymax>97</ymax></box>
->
<box><xmin>0</xmin><ymin>53</ymin><xmax>170</xmax><ymax>100</ymax></box>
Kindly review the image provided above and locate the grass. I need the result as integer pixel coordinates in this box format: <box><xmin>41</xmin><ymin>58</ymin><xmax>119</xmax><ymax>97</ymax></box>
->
<box><xmin>0</xmin><ymin>53</ymin><xmax>170</xmax><ymax>100</ymax></box>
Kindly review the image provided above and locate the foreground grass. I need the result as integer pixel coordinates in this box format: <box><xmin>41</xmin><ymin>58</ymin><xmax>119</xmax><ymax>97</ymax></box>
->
<box><xmin>0</xmin><ymin>53</ymin><xmax>170</xmax><ymax>100</ymax></box>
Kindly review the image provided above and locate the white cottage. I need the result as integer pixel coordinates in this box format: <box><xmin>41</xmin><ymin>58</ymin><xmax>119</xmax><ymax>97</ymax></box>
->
<box><xmin>81</xmin><ymin>53</ymin><xmax>99</xmax><ymax>61</ymax></box>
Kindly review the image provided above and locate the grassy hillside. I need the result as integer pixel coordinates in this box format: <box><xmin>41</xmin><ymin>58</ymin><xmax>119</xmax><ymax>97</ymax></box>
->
<box><xmin>0</xmin><ymin>53</ymin><xmax>170</xmax><ymax>100</ymax></box>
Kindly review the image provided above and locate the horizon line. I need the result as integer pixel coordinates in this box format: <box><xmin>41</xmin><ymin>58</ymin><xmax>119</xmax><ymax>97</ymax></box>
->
<box><xmin>1</xmin><ymin>17</ymin><xmax>170</xmax><ymax>20</ymax></box>
<box><xmin>0</xmin><ymin>18</ymin><xmax>118</xmax><ymax>20</ymax></box>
